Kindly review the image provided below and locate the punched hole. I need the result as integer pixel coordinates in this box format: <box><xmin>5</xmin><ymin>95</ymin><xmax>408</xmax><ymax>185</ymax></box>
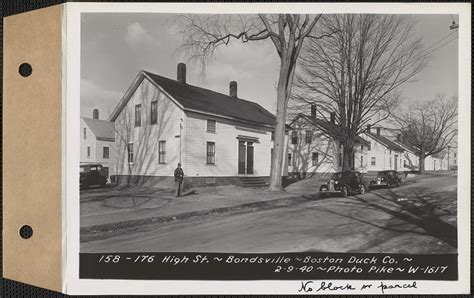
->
<box><xmin>19</xmin><ymin>63</ymin><xmax>33</xmax><ymax>77</ymax></box>
<box><xmin>19</xmin><ymin>225</ymin><xmax>33</xmax><ymax>239</ymax></box>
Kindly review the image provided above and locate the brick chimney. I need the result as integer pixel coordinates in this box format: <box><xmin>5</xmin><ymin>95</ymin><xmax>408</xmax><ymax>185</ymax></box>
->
<box><xmin>366</xmin><ymin>124</ymin><xmax>371</xmax><ymax>133</ymax></box>
<box><xmin>310</xmin><ymin>105</ymin><xmax>317</xmax><ymax>119</ymax></box>
<box><xmin>93</xmin><ymin>109</ymin><xmax>99</xmax><ymax>119</ymax></box>
<box><xmin>177</xmin><ymin>63</ymin><xmax>186</xmax><ymax>84</ymax></box>
<box><xmin>330</xmin><ymin>112</ymin><xmax>336</xmax><ymax>124</ymax></box>
<box><xmin>229</xmin><ymin>81</ymin><xmax>238</xmax><ymax>98</ymax></box>
<box><xmin>376</xmin><ymin>127</ymin><xmax>381</xmax><ymax>136</ymax></box>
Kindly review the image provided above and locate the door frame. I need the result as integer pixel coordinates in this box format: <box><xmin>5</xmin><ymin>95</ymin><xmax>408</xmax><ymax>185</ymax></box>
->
<box><xmin>237</xmin><ymin>139</ymin><xmax>256</xmax><ymax>175</ymax></box>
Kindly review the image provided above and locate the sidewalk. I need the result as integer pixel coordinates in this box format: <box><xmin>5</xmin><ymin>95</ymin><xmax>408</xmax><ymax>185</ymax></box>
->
<box><xmin>81</xmin><ymin>181</ymin><xmax>322</xmax><ymax>239</ymax></box>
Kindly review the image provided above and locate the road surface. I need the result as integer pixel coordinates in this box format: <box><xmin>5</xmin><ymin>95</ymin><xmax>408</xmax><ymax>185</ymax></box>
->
<box><xmin>81</xmin><ymin>174</ymin><xmax>457</xmax><ymax>254</ymax></box>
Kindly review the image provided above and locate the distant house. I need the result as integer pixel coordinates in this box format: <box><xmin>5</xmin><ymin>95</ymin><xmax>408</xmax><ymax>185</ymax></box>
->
<box><xmin>426</xmin><ymin>151</ymin><xmax>448</xmax><ymax>171</ymax></box>
<box><xmin>393</xmin><ymin>137</ymin><xmax>420</xmax><ymax>171</ymax></box>
<box><xmin>80</xmin><ymin>109</ymin><xmax>116</xmax><ymax>180</ymax></box>
<box><xmin>361</xmin><ymin>126</ymin><xmax>406</xmax><ymax>172</ymax></box>
<box><xmin>446</xmin><ymin>146</ymin><xmax>457</xmax><ymax>170</ymax></box>
<box><xmin>287</xmin><ymin>107</ymin><xmax>369</xmax><ymax>178</ymax></box>
<box><xmin>109</xmin><ymin>63</ymin><xmax>287</xmax><ymax>188</ymax></box>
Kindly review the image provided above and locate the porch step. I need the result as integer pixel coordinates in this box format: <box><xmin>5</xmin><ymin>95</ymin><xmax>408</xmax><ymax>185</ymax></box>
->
<box><xmin>240</xmin><ymin>176</ymin><xmax>269</xmax><ymax>187</ymax></box>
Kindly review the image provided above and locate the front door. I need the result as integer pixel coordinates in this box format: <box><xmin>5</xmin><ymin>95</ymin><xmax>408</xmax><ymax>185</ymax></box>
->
<box><xmin>246</xmin><ymin>142</ymin><xmax>254</xmax><ymax>174</ymax></box>
<box><xmin>238</xmin><ymin>141</ymin><xmax>246</xmax><ymax>174</ymax></box>
<box><xmin>238</xmin><ymin>140</ymin><xmax>255</xmax><ymax>175</ymax></box>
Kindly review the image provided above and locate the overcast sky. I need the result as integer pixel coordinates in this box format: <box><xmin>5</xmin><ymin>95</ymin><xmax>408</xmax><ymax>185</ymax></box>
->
<box><xmin>80</xmin><ymin>13</ymin><xmax>459</xmax><ymax>120</ymax></box>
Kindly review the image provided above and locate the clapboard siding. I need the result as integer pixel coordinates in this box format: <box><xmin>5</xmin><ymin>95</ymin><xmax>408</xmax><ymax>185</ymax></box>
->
<box><xmin>94</xmin><ymin>139</ymin><xmax>116</xmax><ymax>176</ymax></box>
<box><xmin>80</xmin><ymin>119</ymin><xmax>96</xmax><ymax>162</ymax></box>
<box><xmin>288</xmin><ymin>117</ymin><xmax>368</xmax><ymax>174</ymax></box>
<box><xmin>185</xmin><ymin>111</ymin><xmax>276</xmax><ymax>177</ymax></box>
<box><xmin>115</xmin><ymin>78</ymin><xmax>185</xmax><ymax>177</ymax></box>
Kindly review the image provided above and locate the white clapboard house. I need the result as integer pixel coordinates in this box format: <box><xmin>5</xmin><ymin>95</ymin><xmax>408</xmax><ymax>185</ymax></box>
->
<box><xmin>80</xmin><ymin>109</ymin><xmax>116</xmax><ymax>180</ymax></box>
<box><xmin>361</xmin><ymin>126</ymin><xmax>406</xmax><ymax>172</ymax></box>
<box><xmin>109</xmin><ymin>63</ymin><xmax>288</xmax><ymax>188</ymax></box>
<box><xmin>287</xmin><ymin>106</ymin><xmax>370</xmax><ymax>178</ymax></box>
<box><xmin>392</xmin><ymin>136</ymin><xmax>420</xmax><ymax>172</ymax></box>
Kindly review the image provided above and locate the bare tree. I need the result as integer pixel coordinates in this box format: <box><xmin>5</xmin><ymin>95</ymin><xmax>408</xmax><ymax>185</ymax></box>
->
<box><xmin>111</xmin><ymin>81</ymin><xmax>173</xmax><ymax>207</ymax></box>
<box><xmin>293</xmin><ymin>14</ymin><xmax>428</xmax><ymax>170</ymax></box>
<box><xmin>176</xmin><ymin>14</ymin><xmax>325</xmax><ymax>190</ymax></box>
<box><xmin>394</xmin><ymin>95</ymin><xmax>458</xmax><ymax>172</ymax></box>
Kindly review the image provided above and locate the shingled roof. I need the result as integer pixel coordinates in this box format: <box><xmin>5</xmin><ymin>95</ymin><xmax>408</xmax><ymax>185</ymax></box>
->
<box><xmin>291</xmin><ymin>114</ymin><xmax>370</xmax><ymax>146</ymax></box>
<box><xmin>144</xmin><ymin>71</ymin><xmax>277</xmax><ymax>126</ymax></box>
<box><xmin>365</xmin><ymin>132</ymin><xmax>405</xmax><ymax>152</ymax></box>
<box><xmin>82</xmin><ymin>118</ymin><xmax>115</xmax><ymax>142</ymax></box>
<box><xmin>110</xmin><ymin>70</ymin><xmax>277</xmax><ymax>127</ymax></box>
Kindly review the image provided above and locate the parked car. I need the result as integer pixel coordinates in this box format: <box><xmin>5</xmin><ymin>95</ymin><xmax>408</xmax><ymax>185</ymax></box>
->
<box><xmin>319</xmin><ymin>171</ymin><xmax>367</xmax><ymax>197</ymax></box>
<box><xmin>80</xmin><ymin>163</ymin><xmax>108</xmax><ymax>189</ymax></box>
<box><xmin>369</xmin><ymin>170</ymin><xmax>402</xmax><ymax>188</ymax></box>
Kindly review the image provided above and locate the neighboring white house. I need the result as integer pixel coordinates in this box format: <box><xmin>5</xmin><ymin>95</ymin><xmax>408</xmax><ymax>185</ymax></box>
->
<box><xmin>109</xmin><ymin>63</ymin><xmax>287</xmax><ymax>188</ymax></box>
<box><xmin>393</xmin><ymin>138</ymin><xmax>420</xmax><ymax>171</ymax></box>
<box><xmin>287</xmin><ymin>108</ymin><xmax>370</xmax><ymax>178</ymax></box>
<box><xmin>361</xmin><ymin>126</ymin><xmax>406</xmax><ymax>172</ymax></box>
<box><xmin>425</xmin><ymin>151</ymin><xmax>448</xmax><ymax>171</ymax></box>
<box><xmin>80</xmin><ymin>109</ymin><xmax>116</xmax><ymax>179</ymax></box>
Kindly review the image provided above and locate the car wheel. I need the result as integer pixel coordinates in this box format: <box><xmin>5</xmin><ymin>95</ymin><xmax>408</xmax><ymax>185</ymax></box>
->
<box><xmin>341</xmin><ymin>186</ymin><xmax>348</xmax><ymax>197</ymax></box>
<box><xmin>360</xmin><ymin>184</ymin><xmax>366</xmax><ymax>195</ymax></box>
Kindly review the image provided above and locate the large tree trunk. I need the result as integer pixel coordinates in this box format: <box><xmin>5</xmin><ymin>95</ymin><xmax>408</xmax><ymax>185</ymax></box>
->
<box><xmin>269</xmin><ymin>57</ymin><xmax>291</xmax><ymax>191</ymax></box>
<box><xmin>418</xmin><ymin>154</ymin><xmax>425</xmax><ymax>173</ymax></box>
<box><xmin>342</xmin><ymin>138</ymin><xmax>355</xmax><ymax>171</ymax></box>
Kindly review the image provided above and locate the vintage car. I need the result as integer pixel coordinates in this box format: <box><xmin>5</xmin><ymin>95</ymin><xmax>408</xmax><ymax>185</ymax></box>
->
<box><xmin>369</xmin><ymin>170</ymin><xmax>402</xmax><ymax>188</ymax></box>
<box><xmin>319</xmin><ymin>171</ymin><xmax>367</xmax><ymax>197</ymax></box>
<box><xmin>80</xmin><ymin>163</ymin><xmax>108</xmax><ymax>189</ymax></box>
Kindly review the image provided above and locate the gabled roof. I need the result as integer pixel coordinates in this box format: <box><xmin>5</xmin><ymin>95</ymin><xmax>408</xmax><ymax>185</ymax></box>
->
<box><xmin>290</xmin><ymin>114</ymin><xmax>370</xmax><ymax>146</ymax></box>
<box><xmin>82</xmin><ymin>117</ymin><xmax>115</xmax><ymax>142</ymax></box>
<box><xmin>432</xmin><ymin>151</ymin><xmax>447</xmax><ymax>159</ymax></box>
<box><xmin>365</xmin><ymin>132</ymin><xmax>405</xmax><ymax>152</ymax></box>
<box><xmin>110</xmin><ymin>71</ymin><xmax>277</xmax><ymax>127</ymax></box>
<box><xmin>395</xmin><ymin>140</ymin><xmax>419</xmax><ymax>155</ymax></box>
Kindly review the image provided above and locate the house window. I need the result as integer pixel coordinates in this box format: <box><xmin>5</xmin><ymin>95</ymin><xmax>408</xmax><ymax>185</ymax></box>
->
<box><xmin>271</xmin><ymin>131</ymin><xmax>275</xmax><ymax>141</ymax></box>
<box><xmin>102</xmin><ymin>167</ymin><xmax>109</xmax><ymax>178</ymax></box>
<box><xmin>135</xmin><ymin>104</ymin><xmax>142</xmax><ymax>127</ymax></box>
<box><xmin>288</xmin><ymin>153</ymin><xmax>292</xmax><ymax>165</ymax></box>
<box><xmin>83</xmin><ymin>128</ymin><xmax>87</xmax><ymax>139</ymax></box>
<box><xmin>291</xmin><ymin>131</ymin><xmax>298</xmax><ymax>144</ymax></box>
<box><xmin>361</xmin><ymin>145</ymin><xmax>363</xmax><ymax>152</ymax></box>
<box><xmin>312</xmin><ymin>152</ymin><xmax>319</xmax><ymax>166</ymax></box>
<box><xmin>103</xmin><ymin>146</ymin><xmax>109</xmax><ymax>159</ymax></box>
<box><xmin>360</xmin><ymin>155</ymin><xmax>364</xmax><ymax>167</ymax></box>
<box><xmin>305</xmin><ymin>130</ymin><xmax>312</xmax><ymax>144</ymax></box>
<box><xmin>87</xmin><ymin>146</ymin><xmax>90</xmax><ymax>158</ymax></box>
<box><xmin>454</xmin><ymin>153</ymin><xmax>456</xmax><ymax>157</ymax></box>
<box><xmin>371</xmin><ymin>157</ymin><xmax>376</xmax><ymax>166</ymax></box>
<box><xmin>150</xmin><ymin>101</ymin><xmax>158</xmax><ymax>125</ymax></box>
<box><xmin>207</xmin><ymin>119</ymin><xmax>216</xmax><ymax>133</ymax></box>
<box><xmin>338</xmin><ymin>153</ymin><xmax>342</xmax><ymax>166</ymax></box>
<box><xmin>404</xmin><ymin>159</ymin><xmax>408</xmax><ymax>167</ymax></box>
<box><xmin>389</xmin><ymin>157</ymin><xmax>392</xmax><ymax>168</ymax></box>
<box><xmin>127</xmin><ymin>143</ymin><xmax>134</xmax><ymax>163</ymax></box>
<box><xmin>158</xmin><ymin>140</ymin><xmax>166</xmax><ymax>164</ymax></box>
<box><xmin>206</xmin><ymin>142</ymin><xmax>216</xmax><ymax>164</ymax></box>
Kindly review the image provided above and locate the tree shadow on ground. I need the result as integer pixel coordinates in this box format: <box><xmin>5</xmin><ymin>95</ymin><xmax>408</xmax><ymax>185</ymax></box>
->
<box><xmin>306</xmin><ymin>187</ymin><xmax>457</xmax><ymax>249</ymax></box>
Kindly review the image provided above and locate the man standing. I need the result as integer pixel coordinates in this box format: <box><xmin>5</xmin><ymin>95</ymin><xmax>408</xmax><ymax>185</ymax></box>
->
<box><xmin>174</xmin><ymin>163</ymin><xmax>184</xmax><ymax>197</ymax></box>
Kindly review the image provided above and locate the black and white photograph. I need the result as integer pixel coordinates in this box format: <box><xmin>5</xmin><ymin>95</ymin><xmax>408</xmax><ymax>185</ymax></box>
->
<box><xmin>67</xmin><ymin>3</ymin><xmax>470</xmax><ymax>294</ymax></box>
<box><xmin>80</xmin><ymin>11</ymin><xmax>459</xmax><ymax>254</ymax></box>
